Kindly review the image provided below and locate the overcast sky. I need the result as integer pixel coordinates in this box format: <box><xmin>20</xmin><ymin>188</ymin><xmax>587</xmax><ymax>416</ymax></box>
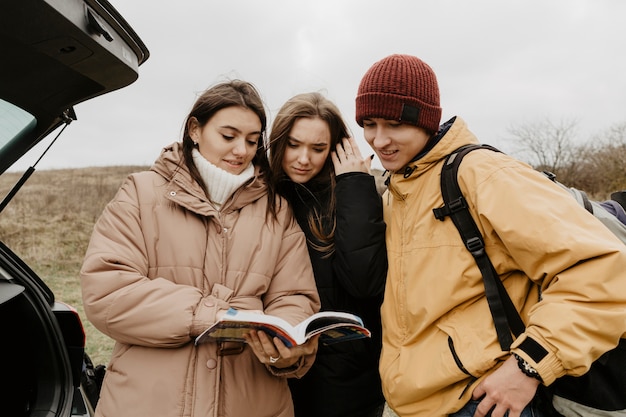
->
<box><xmin>10</xmin><ymin>0</ymin><xmax>626</xmax><ymax>172</ymax></box>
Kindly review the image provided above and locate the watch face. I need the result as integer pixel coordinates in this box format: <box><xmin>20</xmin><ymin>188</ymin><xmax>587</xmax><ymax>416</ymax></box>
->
<box><xmin>514</xmin><ymin>353</ymin><xmax>541</xmax><ymax>381</ymax></box>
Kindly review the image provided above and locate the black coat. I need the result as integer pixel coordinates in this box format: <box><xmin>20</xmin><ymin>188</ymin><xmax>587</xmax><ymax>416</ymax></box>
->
<box><xmin>285</xmin><ymin>172</ymin><xmax>387</xmax><ymax>417</ymax></box>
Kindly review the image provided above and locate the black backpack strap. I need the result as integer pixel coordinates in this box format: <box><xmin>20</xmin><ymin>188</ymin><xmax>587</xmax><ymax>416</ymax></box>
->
<box><xmin>433</xmin><ymin>144</ymin><xmax>526</xmax><ymax>351</ymax></box>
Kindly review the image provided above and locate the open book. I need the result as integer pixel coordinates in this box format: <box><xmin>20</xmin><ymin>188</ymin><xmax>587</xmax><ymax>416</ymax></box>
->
<box><xmin>195</xmin><ymin>308</ymin><xmax>371</xmax><ymax>347</ymax></box>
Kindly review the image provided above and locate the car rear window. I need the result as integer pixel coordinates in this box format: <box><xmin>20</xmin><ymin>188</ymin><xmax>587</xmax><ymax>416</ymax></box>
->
<box><xmin>0</xmin><ymin>98</ymin><xmax>36</xmax><ymax>151</ymax></box>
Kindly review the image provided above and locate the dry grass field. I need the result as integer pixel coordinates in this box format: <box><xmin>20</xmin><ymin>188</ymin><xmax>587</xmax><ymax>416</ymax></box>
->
<box><xmin>0</xmin><ymin>165</ymin><xmax>147</xmax><ymax>366</ymax></box>
<box><xmin>0</xmin><ymin>165</ymin><xmax>386</xmax><ymax>367</ymax></box>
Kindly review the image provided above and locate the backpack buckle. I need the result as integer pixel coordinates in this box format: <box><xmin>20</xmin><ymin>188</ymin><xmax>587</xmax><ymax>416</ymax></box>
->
<box><xmin>433</xmin><ymin>197</ymin><xmax>468</xmax><ymax>221</ymax></box>
<box><xmin>465</xmin><ymin>237</ymin><xmax>485</xmax><ymax>257</ymax></box>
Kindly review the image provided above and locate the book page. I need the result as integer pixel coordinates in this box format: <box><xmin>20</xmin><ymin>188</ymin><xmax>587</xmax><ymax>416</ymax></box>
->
<box><xmin>198</xmin><ymin>320</ymin><xmax>298</xmax><ymax>346</ymax></box>
<box><xmin>295</xmin><ymin>311</ymin><xmax>370</xmax><ymax>345</ymax></box>
<box><xmin>195</xmin><ymin>309</ymin><xmax>370</xmax><ymax>347</ymax></box>
<box><xmin>300</xmin><ymin>312</ymin><xmax>363</xmax><ymax>334</ymax></box>
<box><xmin>195</xmin><ymin>309</ymin><xmax>301</xmax><ymax>346</ymax></box>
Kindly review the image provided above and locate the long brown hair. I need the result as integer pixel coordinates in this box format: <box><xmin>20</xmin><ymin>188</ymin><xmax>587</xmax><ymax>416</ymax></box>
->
<box><xmin>268</xmin><ymin>92</ymin><xmax>350</xmax><ymax>254</ymax></box>
<box><xmin>179</xmin><ymin>80</ymin><xmax>278</xmax><ymax>220</ymax></box>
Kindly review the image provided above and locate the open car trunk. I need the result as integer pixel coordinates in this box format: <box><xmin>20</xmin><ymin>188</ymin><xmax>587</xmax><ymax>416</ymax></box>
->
<box><xmin>0</xmin><ymin>1</ymin><xmax>148</xmax><ymax>415</ymax></box>
<box><xmin>0</xmin><ymin>0</ymin><xmax>149</xmax><ymax>174</ymax></box>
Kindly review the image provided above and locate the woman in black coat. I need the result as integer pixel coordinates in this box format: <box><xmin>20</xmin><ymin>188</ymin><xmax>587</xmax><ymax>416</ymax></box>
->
<box><xmin>268</xmin><ymin>92</ymin><xmax>388</xmax><ymax>417</ymax></box>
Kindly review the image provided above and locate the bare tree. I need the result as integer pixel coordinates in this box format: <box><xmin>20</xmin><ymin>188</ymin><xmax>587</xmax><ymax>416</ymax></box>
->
<box><xmin>507</xmin><ymin>119</ymin><xmax>626</xmax><ymax>198</ymax></box>
<box><xmin>507</xmin><ymin>118</ymin><xmax>579</xmax><ymax>175</ymax></box>
<box><xmin>583</xmin><ymin>123</ymin><xmax>626</xmax><ymax>196</ymax></box>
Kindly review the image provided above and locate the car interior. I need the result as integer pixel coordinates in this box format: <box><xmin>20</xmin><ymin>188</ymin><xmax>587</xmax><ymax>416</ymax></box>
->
<box><xmin>0</xmin><ymin>264</ymin><xmax>84</xmax><ymax>417</ymax></box>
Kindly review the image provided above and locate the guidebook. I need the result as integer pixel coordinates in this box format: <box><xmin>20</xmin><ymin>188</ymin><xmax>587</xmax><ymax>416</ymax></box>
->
<box><xmin>195</xmin><ymin>308</ymin><xmax>371</xmax><ymax>347</ymax></box>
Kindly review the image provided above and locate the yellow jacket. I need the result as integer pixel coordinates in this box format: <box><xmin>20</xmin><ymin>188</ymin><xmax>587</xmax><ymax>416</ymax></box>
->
<box><xmin>380</xmin><ymin>117</ymin><xmax>626</xmax><ymax>416</ymax></box>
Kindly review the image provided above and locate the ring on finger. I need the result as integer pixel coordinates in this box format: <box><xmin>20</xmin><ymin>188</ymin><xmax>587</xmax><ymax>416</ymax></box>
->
<box><xmin>269</xmin><ymin>355</ymin><xmax>280</xmax><ymax>363</ymax></box>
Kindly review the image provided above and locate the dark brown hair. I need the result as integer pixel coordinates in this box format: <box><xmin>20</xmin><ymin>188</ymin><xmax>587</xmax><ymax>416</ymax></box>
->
<box><xmin>180</xmin><ymin>80</ymin><xmax>278</xmax><ymax>219</ymax></box>
<box><xmin>268</xmin><ymin>92</ymin><xmax>350</xmax><ymax>254</ymax></box>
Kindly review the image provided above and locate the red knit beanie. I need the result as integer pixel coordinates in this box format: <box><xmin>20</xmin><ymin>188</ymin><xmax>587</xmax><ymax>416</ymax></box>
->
<box><xmin>355</xmin><ymin>54</ymin><xmax>442</xmax><ymax>133</ymax></box>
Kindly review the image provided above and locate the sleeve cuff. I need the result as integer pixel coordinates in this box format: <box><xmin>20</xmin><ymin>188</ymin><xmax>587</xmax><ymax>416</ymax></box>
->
<box><xmin>511</xmin><ymin>334</ymin><xmax>565</xmax><ymax>385</ymax></box>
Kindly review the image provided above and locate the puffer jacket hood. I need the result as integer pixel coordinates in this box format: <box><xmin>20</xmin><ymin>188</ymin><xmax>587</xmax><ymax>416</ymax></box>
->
<box><xmin>380</xmin><ymin>117</ymin><xmax>626</xmax><ymax>416</ymax></box>
<box><xmin>81</xmin><ymin>142</ymin><xmax>321</xmax><ymax>417</ymax></box>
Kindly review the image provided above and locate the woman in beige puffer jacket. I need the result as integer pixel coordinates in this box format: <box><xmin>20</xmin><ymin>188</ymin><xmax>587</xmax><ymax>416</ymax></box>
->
<box><xmin>80</xmin><ymin>80</ymin><xmax>320</xmax><ymax>417</ymax></box>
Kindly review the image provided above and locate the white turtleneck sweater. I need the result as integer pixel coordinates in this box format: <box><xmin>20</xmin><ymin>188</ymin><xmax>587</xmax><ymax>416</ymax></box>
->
<box><xmin>192</xmin><ymin>148</ymin><xmax>255</xmax><ymax>207</ymax></box>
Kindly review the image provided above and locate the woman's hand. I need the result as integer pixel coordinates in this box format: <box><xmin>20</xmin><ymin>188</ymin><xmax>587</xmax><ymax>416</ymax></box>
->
<box><xmin>244</xmin><ymin>330</ymin><xmax>319</xmax><ymax>369</ymax></box>
<box><xmin>331</xmin><ymin>137</ymin><xmax>372</xmax><ymax>175</ymax></box>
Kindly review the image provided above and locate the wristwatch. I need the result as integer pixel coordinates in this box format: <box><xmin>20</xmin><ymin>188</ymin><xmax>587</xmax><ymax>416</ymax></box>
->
<box><xmin>513</xmin><ymin>353</ymin><xmax>542</xmax><ymax>382</ymax></box>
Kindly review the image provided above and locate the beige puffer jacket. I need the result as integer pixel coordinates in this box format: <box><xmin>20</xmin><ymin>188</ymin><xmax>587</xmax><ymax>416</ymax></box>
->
<box><xmin>81</xmin><ymin>142</ymin><xmax>320</xmax><ymax>417</ymax></box>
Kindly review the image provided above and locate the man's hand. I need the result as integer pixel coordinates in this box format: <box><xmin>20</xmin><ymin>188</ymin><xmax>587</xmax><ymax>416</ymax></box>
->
<box><xmin>471</xmin><ymin>355</ymin><xmax>540</xmax><ymax>417</ymax></box>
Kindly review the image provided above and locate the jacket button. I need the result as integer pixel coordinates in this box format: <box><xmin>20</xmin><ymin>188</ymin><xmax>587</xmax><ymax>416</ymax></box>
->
<box><xmin>169</xmin><ymin>191</ymin><xmax>176</xmax><ymax>196</ymax></box>
<box><xmin>205</xmin><ymin>301</ymin><xmax>215</xmax><ymax>307</ymax></box>
<box><xmin>206</xmin><ymin>359</ymin><xmax>217</xmax><ymax>369</ymax></box>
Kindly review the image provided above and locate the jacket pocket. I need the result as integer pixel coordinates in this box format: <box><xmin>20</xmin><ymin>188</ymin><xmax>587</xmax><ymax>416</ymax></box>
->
<box><xmin>437</xmin><ymin>326</ymin><xmax>503</xmax><ymax>380</ymax></box>
<box><xmin>447</xmin><ymin>336</ymin><xmax>474</xmax><ymax>377</ymax></box>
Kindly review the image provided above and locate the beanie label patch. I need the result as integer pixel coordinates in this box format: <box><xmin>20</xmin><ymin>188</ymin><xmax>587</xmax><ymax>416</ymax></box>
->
<box><xmin>400</xmin><ymin>104</ymin><xmax>420</xmax><ymax>124</ymax></box>
<box><xmin>355</xmin><ymin>54</ymin><xmax>442</xmax><ymax>132</ymax></box>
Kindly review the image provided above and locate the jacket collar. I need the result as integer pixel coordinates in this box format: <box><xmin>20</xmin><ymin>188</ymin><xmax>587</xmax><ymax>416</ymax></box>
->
<box><xmin>396</xmin><ymin>116</ymin><xmax>479</xmax><ymax>178</ymax></box>
<box><xmin>385</xmin><ymin>116</ymin><xmax>480</xmax><ymax>201</ymax></box>
<box><xmin>151</xmin><ymin>142</ymin><xmax>267</xmax><ymax>216</ymax></box>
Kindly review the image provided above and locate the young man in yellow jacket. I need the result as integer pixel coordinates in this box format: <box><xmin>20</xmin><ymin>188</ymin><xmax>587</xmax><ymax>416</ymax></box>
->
<box><xmin>355</xmin><ymin>54</ymin><xmax>626</xmax><ymax>417</ymax></box>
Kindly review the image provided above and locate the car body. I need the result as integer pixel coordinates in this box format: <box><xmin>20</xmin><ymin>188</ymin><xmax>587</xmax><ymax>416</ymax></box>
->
<box><xmin>0</xmin><ymin>1</ymin><xmax>148</xmax><ymax>415</ymax></box>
